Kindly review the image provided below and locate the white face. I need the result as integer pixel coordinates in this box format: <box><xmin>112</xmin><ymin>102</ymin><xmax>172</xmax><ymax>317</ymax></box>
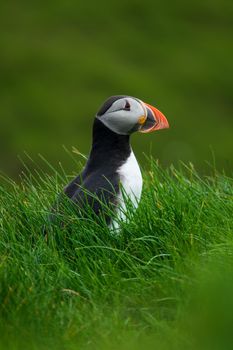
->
<box><xmin>96</xmin><ymin>97</ymin><xmax>146</xmax><ymax>135</ymax></box>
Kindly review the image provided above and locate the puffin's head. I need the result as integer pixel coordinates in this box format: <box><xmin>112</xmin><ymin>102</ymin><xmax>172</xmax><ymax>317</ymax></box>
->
<box><xmin>96</xmin><ymin>95</ymin><xmax>169</xmax><ymax>135</ymax></box>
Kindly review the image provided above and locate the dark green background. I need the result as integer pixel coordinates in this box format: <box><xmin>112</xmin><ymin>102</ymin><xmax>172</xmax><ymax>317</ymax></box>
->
<box><xmin>1</xmin><ymin>0</ymin><xmax>232</xmax><ymax>177</ymax></box>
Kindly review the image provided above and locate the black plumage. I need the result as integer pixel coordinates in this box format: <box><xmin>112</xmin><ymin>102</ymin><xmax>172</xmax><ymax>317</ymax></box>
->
<box><xmin>46</xmin><ymin>116</ymin><xmax>131</xmax><ymax>229</ymax></box>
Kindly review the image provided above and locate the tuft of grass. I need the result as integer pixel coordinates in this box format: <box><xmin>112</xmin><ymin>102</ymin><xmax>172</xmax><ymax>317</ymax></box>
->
<box><xmin>0</xmin><ymin>159</ymin><xmax>233</xmax><ymax>350</ymax></box>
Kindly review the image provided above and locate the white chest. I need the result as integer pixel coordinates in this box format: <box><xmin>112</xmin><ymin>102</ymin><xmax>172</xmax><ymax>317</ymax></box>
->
<box><xmin>109</xmin><ymin>151</ymin><xmax>142</xmax><ymax>230</ymax></box>
<box><xmin>117</xmin><ymin>150</ymin><xmax>143</xmax><ymax>210</ymax></box>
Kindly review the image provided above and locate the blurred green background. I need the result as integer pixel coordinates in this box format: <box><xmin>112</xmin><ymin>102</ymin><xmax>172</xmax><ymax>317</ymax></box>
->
<box><xmin>0</xmin><ymin>0</ymin><xmax>232</xmax><ymax>178</ymax></box>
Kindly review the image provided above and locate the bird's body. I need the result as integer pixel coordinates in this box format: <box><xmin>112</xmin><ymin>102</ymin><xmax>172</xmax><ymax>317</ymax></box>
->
<box><xmin>63</xmin><ymin>118</ymin><xmax>142</xmax><ymax>227</ymax></box>
<box><xmin>47</xmin><ymin>95</ymin><xmax>169</xmax><ymax>230</ymax></box>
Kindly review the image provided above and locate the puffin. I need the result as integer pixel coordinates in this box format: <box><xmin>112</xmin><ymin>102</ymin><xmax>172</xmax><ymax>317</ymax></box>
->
<box><xmin>47</xmin><ymin>95</ymin><xmax>169</xmax><ymax>230</ymax></box>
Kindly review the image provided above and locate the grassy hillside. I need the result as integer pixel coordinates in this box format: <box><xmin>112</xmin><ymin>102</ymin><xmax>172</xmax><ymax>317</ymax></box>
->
<box><xmin>0</xmin><ymin>159</ymin><xmax>233</xmax><ymax>349</ymax></box>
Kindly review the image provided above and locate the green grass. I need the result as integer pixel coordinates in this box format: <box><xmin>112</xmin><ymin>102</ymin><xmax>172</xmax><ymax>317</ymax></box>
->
<box><xmin>0</xmin><ymin>159</ymin><xmax>233</xmax><ymax>350</ymax></box>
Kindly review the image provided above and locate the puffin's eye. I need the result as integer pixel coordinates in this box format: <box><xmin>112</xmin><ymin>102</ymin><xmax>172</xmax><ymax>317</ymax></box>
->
<box><xmin>124</xmin><ymin>100</ymin><xmax>131</xmax><ymax>111</ymax></box>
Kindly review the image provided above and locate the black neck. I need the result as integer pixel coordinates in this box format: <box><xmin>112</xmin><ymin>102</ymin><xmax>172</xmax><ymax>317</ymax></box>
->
<box><xmin>86</xmin><ymin>118</ymin><xmax>131</xmax><ymax>171</ymax></box>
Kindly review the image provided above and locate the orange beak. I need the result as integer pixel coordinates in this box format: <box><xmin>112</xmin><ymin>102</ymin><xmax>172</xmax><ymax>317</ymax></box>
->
<box><xmin>139</xmin><ymin>102</ymin><xmax>169</xmax><ymax>133</ymax></box>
